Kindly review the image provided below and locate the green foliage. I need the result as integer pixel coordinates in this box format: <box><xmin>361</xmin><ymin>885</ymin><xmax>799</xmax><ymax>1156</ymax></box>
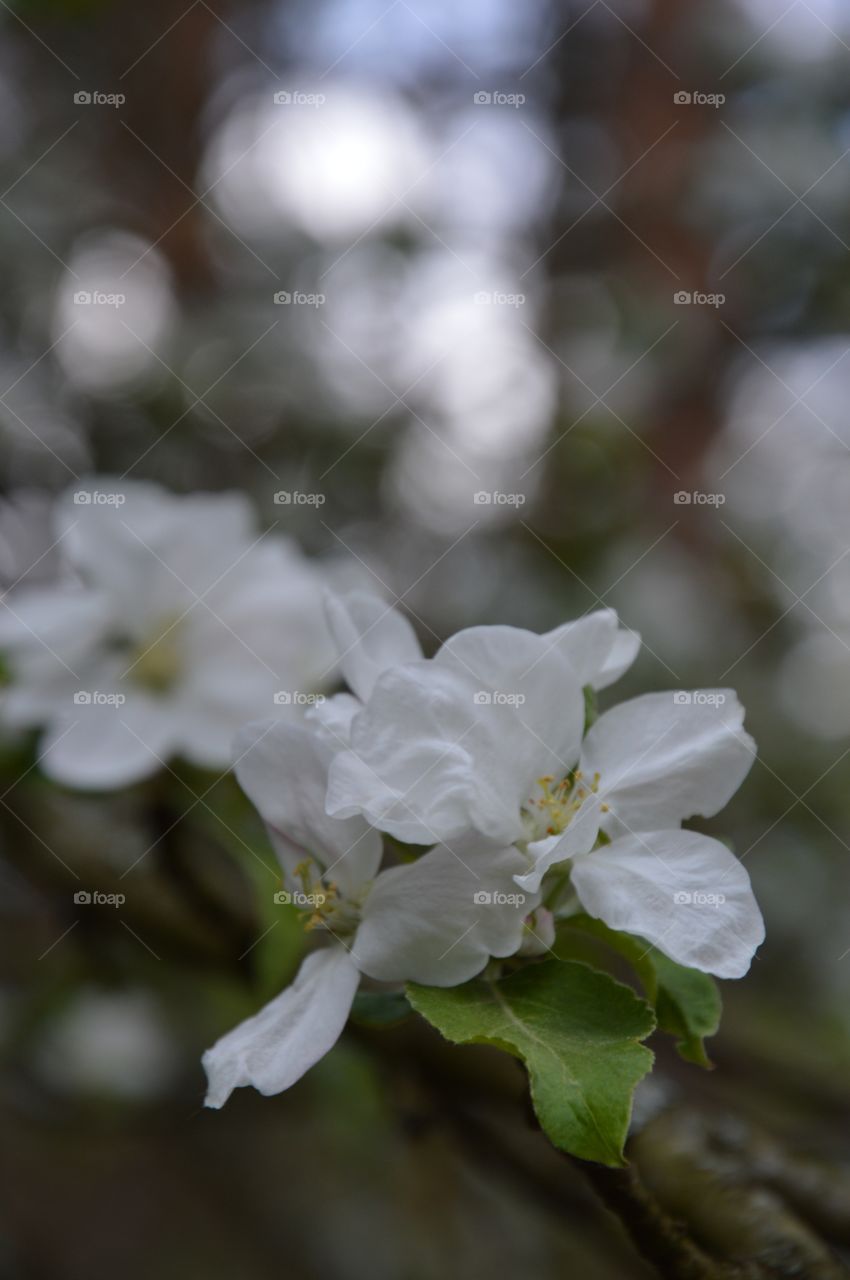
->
<box><xmin>350</xmin><ymin>990</ymin><xmax>412</xmax><ymax>1028</ymax></box>
<box><xmin>557</xmin><ymin>915</ymin><xmax>722</xmax><ymax>1067</ymax></box>
<box><xmin>409</xmin><ymin>959</ymin><xmax>655</xmax><ymax>1166</ymax></box>
<box><xmin>582</xmin><ymin>684</ymin><xmax>599</xmax><ymax>731</ymax></box>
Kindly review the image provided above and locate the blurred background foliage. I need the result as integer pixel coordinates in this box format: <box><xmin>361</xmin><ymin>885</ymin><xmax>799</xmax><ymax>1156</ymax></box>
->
<box><xmin>1</xmin><ymin>0</ymin><xmax>850</xmax><ymax>1276</ymax></box>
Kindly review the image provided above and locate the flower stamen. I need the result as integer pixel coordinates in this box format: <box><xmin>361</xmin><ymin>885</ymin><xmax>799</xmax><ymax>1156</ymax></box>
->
<box><xmin>522</xmin><ymin>769</ymin><xmax>602</xmax><ymax>841</ymax></box>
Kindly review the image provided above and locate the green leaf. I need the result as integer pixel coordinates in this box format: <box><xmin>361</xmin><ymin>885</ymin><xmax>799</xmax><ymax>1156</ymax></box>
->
<box><xmin>350</xmin><ymin>989</ymin><xmax>412</xmax><ymax>1028</ymax></box>
<box><xmin>408</xmin><ymin>959</ymin><xmax>655</xmax><ymax>1166</ymax></box>
<box><xmin>557</xmin><ymin>915</ymin><xmax>721</xmax><ymax>1068</ymax></box>
<box><xmin>582</xmin><ymin>684</ymin><xmax>599</xmax><ymax>731</ymax></box>
<box><xmin>651</xmin><ymin>952</ymin><xmax>722</xmax><ymax>1067</ymax></box>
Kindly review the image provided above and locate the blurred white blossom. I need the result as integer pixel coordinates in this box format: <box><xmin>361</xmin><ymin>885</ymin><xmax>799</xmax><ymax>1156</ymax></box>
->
<box><xmin>0</xmin><ymin>480</ymin><xmax>340</xmax><ymax>788</ymax></box>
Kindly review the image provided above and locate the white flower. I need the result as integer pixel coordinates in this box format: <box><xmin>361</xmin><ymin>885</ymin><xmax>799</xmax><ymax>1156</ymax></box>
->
<box><xmin>0</xmin><ymin>480</ymin><xmax>339</xmax><ymax>789</ymax></box>
<box><xmin>305</xmin><ymin>591</ymin><xmax>424</xmax><ymax>746</ymax></box>
<box><xmin>325</xmin><ymin>610</ymin><xmax>639</xmax><ymax>845</ymax></box>
<box><xmin>516</xmin><ymin>691</ymin><xmax>758</xmax><ymax>885</ymax></box>
<box><xmin>326</xmin><ymin>591</ymin><xmax>424</xmax><ymax>703</ymax></box>
<box><xmin>325</xmin><ymin>618</ymin><xmax>764</xmax><ymax>978</ymax></box>
<box><xmin>202</xmin><ymin>720</ymin><xmax>537</xmax><ymax>1106</ymax></box>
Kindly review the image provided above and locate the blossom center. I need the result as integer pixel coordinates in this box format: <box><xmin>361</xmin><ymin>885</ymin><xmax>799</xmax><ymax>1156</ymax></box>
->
<box><xmin>128</xmin><ymin>620</ymin><xmax>183</xmax><ymax>694</ymax></box>
<box><xmin>291</xmin><ymin>859</ymin><xmax>364</xmax><ymax>937</ymax></box>
<box><xmin>522</xmin><ymin>770</ymin><xmax>602</xmax><ymax>842</ymax></box>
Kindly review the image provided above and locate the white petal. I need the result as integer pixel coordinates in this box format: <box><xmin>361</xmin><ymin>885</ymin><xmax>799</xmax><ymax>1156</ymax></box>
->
<box><xmin>39</xmin><ymin>696</ymin><xmax>177</xmax><ymax>789</ymax></box>
<box><xmin>436</xmin><ymin>627</ymin><xmax>585</xmax><ymax>793</ymax></box>
<box><xmin>305</xmin><ymin>692</ymin><xmax>362</xmax><ymax>747</ymax></box>
<box><xmin>570</xmin><ymin>828</ymin><xmax>765</xmax><ymax>978</ymax></box>
<box><xmin>353</xmin><ymin>839</ymin><xmax>538</xmax><ymax>986</ymax></box>
<box><xmin>581</xmin><ymin>690</ymin><xmax>755</xmax><ymax>835</ymax></box>
<box><xmin>58</xmin><ymin>480</ymin><xmax>256</xmax><ymax>633</ymax></box>
<box><xmin>600</xmin><ymin>627</ymin><xmax>642</xmax><ymax>689</ymax></box>
<box><xmin>202</xmin><ymin>947</ymin><xmax>359</xmax><ymax>1107</ymax></box>
<box><xmin>234</xmin><ymin>720</ymin><xmax>382</xmax><ymax>896</ymax></box>
<box><xmin>543</xmin><ymin>609</ymin><xmax>640</xmax><ymax>690</ymax></box>
<box><xmin>328</xmin><ymin>630</ymin><xmax>584</xmax><ymax>846</ymax></box>
<box><xmin>0</xmin><ymin>585</ymin><xmax>112</xmax><ymax>670</ymax></box>
<box><xmin>514</xmin><ymin>794</ymin><xmax>602</xmax><ymax>894</ymax></box>
<box><xmin>327</xmin><ymin>661</ymin><xmax>507</xmax><ymax>845</ymax></box>
<box><xmin>435</xmin><ymin>626</ymin><xmax>584</xmax><ymax>765</ymax></box>
<box><xmin>203</xmin><ymin>539</ymin><xmax>339</xmax><ymax>693</ymax></box>
<box><xmin>325</xmin><ymin>592</ymin><xmax>421</xmax><ymax>701</ymax></box>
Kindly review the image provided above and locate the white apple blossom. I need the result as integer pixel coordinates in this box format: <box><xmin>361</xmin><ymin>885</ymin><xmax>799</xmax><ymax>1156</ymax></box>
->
<box><xmin>203</xmin><ymin>720</ymin><xmax>536</xmax><ymax>1106</ymax></box>
<box><xmin>310</xmin><ymin>593</ymin><xmax>640</xmax><ymax>753</ymax></box>
<box><xmin>305</xmin><ymin>590</ymin><xmax>424</xmax><ymax>745</ymax></box>
<box><xmin>325</xmin><ymin>614</ymin><xmax>764</xmax><ymax>978</ymax></box>
<box><xmin>325</xmin><ymin>611</ymin><xmax>639</xmax><ymax>844</ymax></box>
<box><xmin>0</xmin><ymin>480</ymin><xmax>340</xmax><ymax>789</ymax></box>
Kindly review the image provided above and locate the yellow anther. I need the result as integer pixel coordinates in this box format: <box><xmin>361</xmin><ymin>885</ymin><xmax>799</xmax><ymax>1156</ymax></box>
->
<box><xmin>523</xmin><ymin>767</ymin><xmax>606</xmax><ymax>842</ymax></box>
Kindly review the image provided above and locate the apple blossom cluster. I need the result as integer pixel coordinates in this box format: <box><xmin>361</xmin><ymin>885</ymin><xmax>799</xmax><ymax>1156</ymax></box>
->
<box><xmin>0</xmin><ymin>480</ymin><xmax>340</xmax><ymax>788</ymax></box>
<box><xmin>0</xmin><ymin>481</ymin><xmax>765</xmax><ymax>1112</ymax></box>
<box><xmin>202</xmin><ymin>591</ymin><xmax>765</xmax><ymax>1108</ymax></box>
